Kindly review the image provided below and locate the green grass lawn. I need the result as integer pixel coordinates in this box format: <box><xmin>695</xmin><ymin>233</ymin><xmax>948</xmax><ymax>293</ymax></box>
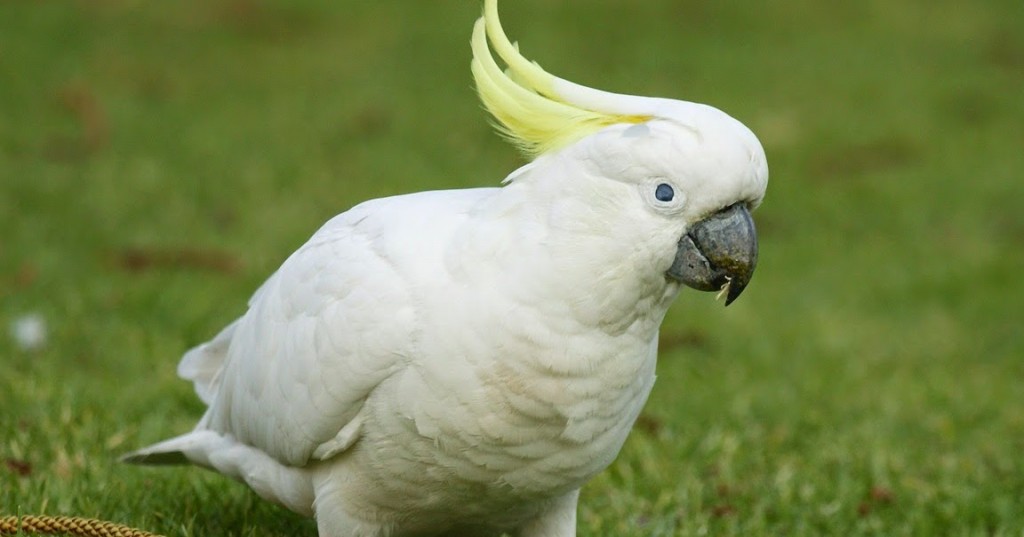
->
<box><xmin>2</xmin><ymin>1</ymin><xmax>1023</xmax><ymax>535</ymax></box>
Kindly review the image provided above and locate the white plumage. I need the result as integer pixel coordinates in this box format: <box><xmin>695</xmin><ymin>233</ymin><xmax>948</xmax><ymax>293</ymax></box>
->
<box><xmin>125</xmin><ymin>2</ymin><xmax>768</xmax><ymax>536</ymax></box>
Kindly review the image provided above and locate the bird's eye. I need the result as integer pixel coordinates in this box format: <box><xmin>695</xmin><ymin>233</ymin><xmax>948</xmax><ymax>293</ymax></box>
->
<box><xmin>655</xmin><ymin>183</ymin><xmax>675</xmax><ymax>202</ymax></box>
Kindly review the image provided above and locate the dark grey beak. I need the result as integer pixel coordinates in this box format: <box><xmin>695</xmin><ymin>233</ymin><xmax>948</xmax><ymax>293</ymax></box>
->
<box><xmin>666</xmin><ymin>203</ymin><xmax>758</xmax><ymax>306</ymax></box>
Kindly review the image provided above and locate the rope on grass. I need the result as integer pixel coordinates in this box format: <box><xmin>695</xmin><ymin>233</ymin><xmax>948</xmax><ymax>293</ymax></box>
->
<box><xmin>0</xmin><ymin>515</ymin><xmax>162</xmax><ymax>537</ymax></box>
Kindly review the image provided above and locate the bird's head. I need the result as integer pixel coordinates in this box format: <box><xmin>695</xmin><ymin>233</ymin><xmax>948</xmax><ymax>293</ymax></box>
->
<box><xmin>471</xmin><ymin>0</ymin><xmax>768</xmax><ymax>306</ymax></box>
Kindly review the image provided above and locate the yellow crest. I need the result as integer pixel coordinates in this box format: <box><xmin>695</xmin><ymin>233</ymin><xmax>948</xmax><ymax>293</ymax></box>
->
<box><xmin>471</xmin><ymin>0</ymin><xmax>651</xmax><ymax>159</ymax></box>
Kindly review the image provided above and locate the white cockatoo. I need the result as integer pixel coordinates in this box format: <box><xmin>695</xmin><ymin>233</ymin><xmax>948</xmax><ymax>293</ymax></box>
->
<box><xmin>125</xmin><ymin>1</ymin><xmax>768</xmax><ymax>535</ymax></box>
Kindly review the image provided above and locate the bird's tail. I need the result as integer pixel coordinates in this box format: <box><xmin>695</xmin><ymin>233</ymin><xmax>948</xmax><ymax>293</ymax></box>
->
<box><xmin>121</xmin><ymin>430</ymin><xmax>315</xmax><ymax>516</ymax></box>
<box><xmin>120</xmin><ymin>431</ymin><xmax>211</xmax><ymax>465</ymax></box>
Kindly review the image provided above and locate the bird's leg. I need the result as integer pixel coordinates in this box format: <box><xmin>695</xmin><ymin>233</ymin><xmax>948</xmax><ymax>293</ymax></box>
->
<box><xmin>315</xmin><ymin>508</ymin><xmax>387</xmax><ymax>537</ymax></box>
<box><xmin>515</xmin><ymin>489</ymin><xmax>579</xmax><ymax>537</ymax></box>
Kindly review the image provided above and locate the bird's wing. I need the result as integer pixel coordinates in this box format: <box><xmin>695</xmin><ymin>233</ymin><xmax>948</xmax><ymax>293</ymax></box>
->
<box><xmin>194</xmin><ymin>189</ymin><xmax>494</xmax><ymax>467</ymax></box>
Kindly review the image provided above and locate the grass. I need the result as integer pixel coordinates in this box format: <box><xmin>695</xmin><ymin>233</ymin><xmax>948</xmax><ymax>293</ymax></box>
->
<box><xmin>2</xmin><ymin>0</ymin><xmax>1023</xmax><ymax>535</ymax></box>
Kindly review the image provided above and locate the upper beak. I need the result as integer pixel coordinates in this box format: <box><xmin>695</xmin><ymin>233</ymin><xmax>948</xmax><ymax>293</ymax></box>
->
<box><xmin>666</xmin><ymin>203</ymin><xmax>758</xmax><ymax>306</ymax></box>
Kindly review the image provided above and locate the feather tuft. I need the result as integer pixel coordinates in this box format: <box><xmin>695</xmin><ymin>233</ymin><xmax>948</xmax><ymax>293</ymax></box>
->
<box><xmin>471</xmin><ymin>0</ymin><xmax>651</xmax><ymax>159</ymax></box>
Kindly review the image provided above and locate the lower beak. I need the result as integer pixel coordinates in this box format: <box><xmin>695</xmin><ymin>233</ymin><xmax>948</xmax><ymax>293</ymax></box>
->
<box><xmin>666</xmin><ymin>203</ymin><xmax>758</xmax><ymax>306</ymax></box>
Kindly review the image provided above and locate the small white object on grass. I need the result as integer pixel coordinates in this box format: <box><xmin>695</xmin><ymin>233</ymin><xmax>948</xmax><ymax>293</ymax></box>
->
<box><xmin>11</xmin><ymin>313</ymin><xmax>47</xmax><ymax>351</ymax></box>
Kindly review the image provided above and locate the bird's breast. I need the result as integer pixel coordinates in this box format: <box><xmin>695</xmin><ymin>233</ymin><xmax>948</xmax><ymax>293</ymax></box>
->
<box><xmin>371</xmin><ymin>309</ymin><xmax>659</xmax><ymax>499</ymax></box>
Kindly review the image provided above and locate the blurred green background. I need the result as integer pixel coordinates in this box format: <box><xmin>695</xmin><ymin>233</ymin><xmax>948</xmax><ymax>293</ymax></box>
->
<box><xmin>2</xmin><ymin>1</ymin><xmax>1022</xmax><ymax>535</ymax></box>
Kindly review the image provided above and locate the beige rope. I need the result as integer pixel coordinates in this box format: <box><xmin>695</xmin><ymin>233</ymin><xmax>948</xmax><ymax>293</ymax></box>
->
<box><xmin>0</xmin><ymin>515</ymin><xmax>162</xmax><ymax>537</ymax></box>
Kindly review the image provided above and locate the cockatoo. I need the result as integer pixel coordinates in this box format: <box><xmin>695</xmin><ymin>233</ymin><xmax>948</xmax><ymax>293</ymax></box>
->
<box><xmin>124</xmin><ymin>1</ymin><xmax>768</xmax><ymax>536</ymax></box>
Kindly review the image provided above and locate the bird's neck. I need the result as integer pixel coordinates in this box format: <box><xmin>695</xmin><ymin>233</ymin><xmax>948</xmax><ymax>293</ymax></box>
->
<box><xmin>457</xmin><ymin>182</ymin><xmax>680</xmax><ymax>341</ymax></box>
